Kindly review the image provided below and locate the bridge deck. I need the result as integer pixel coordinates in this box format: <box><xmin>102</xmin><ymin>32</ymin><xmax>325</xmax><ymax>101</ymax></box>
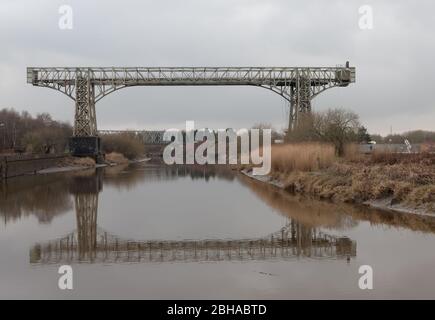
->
<box><xmin>27</xmin><ymin>66</ymin><xmax>355</xmax><ymax>87</ymax></box>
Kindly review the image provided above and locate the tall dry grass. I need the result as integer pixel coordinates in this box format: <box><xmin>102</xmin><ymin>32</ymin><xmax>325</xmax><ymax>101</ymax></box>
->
<box><xmin>271</xmin><ymin>142</ymin><xmax>336</xmax><ymax>173</ymax></box>
<box><xmin>343</xmin><ymin>143</ymin><xmax>363</xmax><ymax>162</ymax></box>
<box><xmin>62</xmin><ymin>157</ymin><xmax>95</xmax><ymax>167</ymax></box>
<box><xmin>105</xmin><ymin>152</ymin><xmax>129</xmax><ymax>164</ymax></box>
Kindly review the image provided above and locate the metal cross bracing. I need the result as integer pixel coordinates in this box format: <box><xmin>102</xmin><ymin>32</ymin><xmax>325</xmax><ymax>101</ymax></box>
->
<box><xmin>27</xmin><ymin>64</ymin><xmax>355</xmax><ymax>138</ymax></box>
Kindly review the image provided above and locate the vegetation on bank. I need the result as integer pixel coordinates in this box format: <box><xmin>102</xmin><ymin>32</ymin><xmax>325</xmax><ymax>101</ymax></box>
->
<box><xmin>266</xmin><ymin>108</ymin><xmax>435</xmax><ymax>214</ymax></box>
<box><xmin>105</xmin><ymin>152</ymin><xmax>129</xmax><ymax>164</ymax></box>
<box><xmin>100</xmin><ymin>133</ymin><xmax>145</xmax><ymax>160</ymax></box>
<box><xmin>269</xmin><ymin>143</ymin><xmax>434</xmax><ymax>213</ymax></box>
<box><xmin>60</xmin><ymin>156</ymin><xmax>96</xmax><ymax>167</ymax></box>
<box><xmin>0</xmin><ymin>108</ymin><xmax>146</xmax><ymax>161</ymax></box>
<box><xmin>285</xmin><ymin>108</ymin><xmax>369</xmax><ymax>156</ymax></box>
<box><xmin>0</xmin><ymin>108</ymin><xmax>71</xmax><ymax>154</ymax></box>
<box><xmin>271</xmin><ymin>143</ymin><xmax>336</xmax><ymax>172</ymax></box>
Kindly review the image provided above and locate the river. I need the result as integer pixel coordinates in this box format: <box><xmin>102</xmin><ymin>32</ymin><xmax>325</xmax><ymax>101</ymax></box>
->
<box><xmin>1</xmin><ymin>162</ymin><xmax>435</xmax><ymax>299</ymax></box>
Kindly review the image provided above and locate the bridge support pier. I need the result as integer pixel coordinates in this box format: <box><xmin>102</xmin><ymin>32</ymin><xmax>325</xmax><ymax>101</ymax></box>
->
<box><xmin>70</xmin><ymin>73</ymin><xmax>101</xmax><ymax>158</ymax></box>
<box><xmin>69</xmin><ymin>136</ymin><xmax>102</xmax><ymax>158</ymax></box>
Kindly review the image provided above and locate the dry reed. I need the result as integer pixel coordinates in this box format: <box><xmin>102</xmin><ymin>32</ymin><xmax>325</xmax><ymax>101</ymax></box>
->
<box><xmin>105</xmin><ymin>152</ymin><xmax>129</xmax><ymax>164</ymax></box>
<box><xmin>271</xmin><ymin>142</ymin><xmax>336</xmax><ymax>173</ymax></box>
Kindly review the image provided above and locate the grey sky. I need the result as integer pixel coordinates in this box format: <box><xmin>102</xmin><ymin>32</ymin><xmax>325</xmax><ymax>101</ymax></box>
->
<box><xmin>0</xmin><ymin>0</ymin><xmax>433</xmax><ymax>135</ymax></box>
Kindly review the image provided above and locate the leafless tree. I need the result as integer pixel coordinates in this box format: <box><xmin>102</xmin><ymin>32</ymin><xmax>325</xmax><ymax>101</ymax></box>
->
<box><xmin>313</xmin><ymin>108</ymin><xmax>360</xmax><ymax>156</ymax></box>
<box><xmin>0</xmin><ymin>108</ymin><xmax>72</xmax><ymax>154</ymax></box>
<box><xmin>287</xmin><ymin>108</ymin><xmax>361</xmax><ymax>156</ymax></box>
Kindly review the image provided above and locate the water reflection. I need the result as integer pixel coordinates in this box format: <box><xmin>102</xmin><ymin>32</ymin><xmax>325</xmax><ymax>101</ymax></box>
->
<box><xmin>2</xmin><ymin>163</ymin><xmax>434</xmax><ymax>267</ymax></box>
<box><xmin>30</xmin><ymin>221</ymin><xmax>356</xmax><ymax>265</ymax></box>
<box><xmin>103</xmin><ymin>162</ymin><xmax>236</xmax><ymax>189</ymax></box>
<box><xmin>28</xmin><ymin>165</ymin><xmax>356</xmax><ymax>265</ymax></box>
<box><xmin>0</xmin><ymin>175</ymin><xmax>72</xmax><ymax>224</ymax></box>
<box><xmin>0</xmin><ymin>164</ymin><xmax>235</xmax><ymax>225</ymax></box>
<box><xmin>239</xmin><ymin>174</ymin><xmax>435</xmax><ymax>234</ymax></box>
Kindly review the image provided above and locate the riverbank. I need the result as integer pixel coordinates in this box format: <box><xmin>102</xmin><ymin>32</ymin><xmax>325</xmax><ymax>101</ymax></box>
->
<box><xmin>37</xmin><ymin>154</ymin><xmax>151</xmax><ymax>176</ymax></box>
<box><xmin>1</xmin><ymin>154</ymin><xmax>70</xmax><ymax>179</ymax></box>
<box><xmin>0</xmin><ymin>152</ymin><xmax>151</xmax><ymax>179</ymax></box>
<box><xmin>242</xmin><ymin>167</ymin><xmax>434</xmax><ymax>217</ymax></box>
<box><xmin>243</xmin><ymin>145</ymin><xmax>435</xmax><ymax>216</ymax></box>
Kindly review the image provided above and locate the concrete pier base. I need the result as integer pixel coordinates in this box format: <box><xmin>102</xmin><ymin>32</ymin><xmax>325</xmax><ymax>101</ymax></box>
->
<box><xmin>69</xmin><ymin>137</ymin><xmax>104</xmax><ymax>163</ymax></box>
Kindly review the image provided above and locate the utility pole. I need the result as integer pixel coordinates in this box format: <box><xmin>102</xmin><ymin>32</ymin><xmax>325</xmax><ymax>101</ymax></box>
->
<box><xmin>0</xmin><ymin>123</ymin><xmax>5</xmax><ymax>151</ymax></box>
<box><xmin>12</xmin><ymin>122</ymin><xmax>16</xmax><ymax>149</ymax></box>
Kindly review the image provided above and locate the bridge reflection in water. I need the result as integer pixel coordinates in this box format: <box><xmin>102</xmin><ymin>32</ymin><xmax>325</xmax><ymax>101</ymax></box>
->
<box><xmin>30</xmin><ymin>224</ymin><xmax>356</xmax><ymax>265</ymax></box>
<box><xmin>29</xmin><ymin>167</ymin><xmax>356</xmax><ymax>265</ymax></box>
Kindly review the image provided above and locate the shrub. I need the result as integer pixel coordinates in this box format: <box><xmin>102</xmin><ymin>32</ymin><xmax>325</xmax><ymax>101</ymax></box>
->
<box><xmin>101</xmin><ymin>133</ymin><xmax>145</xmax><ymax>160</ymax></box>
<box><xmin>105</xmin><ymin>152</ymin><xmax>128</xmax><ymax>164</ymax></box>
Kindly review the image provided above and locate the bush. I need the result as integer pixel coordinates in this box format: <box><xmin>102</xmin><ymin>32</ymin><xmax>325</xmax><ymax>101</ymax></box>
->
<box><xmin>101</xmin><ymin>133</ymin><xmax>145</xmax><ymax>160</ymax></box>
<box><xmin>22</xmin><ymin>125</ymin><xmax>72</xmax><ymax>154</ymax></box>
<box><xmin>105</xmin><ymin>152</ymin><xmax>129</xmax><ymax>164</ymax></box>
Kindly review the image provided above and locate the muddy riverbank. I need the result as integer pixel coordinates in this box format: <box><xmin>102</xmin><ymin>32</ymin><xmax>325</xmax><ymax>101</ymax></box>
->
<box><xmin>241</xmin><ymin>166</ymin><xmax>435</xmax><ymax>217</ymax></box>
<box><xmin>0</xmin><ymin>153</ymin><xmax>152</xmax><ymax>179</ymax></box>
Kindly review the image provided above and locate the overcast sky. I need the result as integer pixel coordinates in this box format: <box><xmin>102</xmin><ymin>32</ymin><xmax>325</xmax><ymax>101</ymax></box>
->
<box><xmin>0</xmin><ymin>0</ymin><xmax>433</xmax><ymax>135</ymax></box>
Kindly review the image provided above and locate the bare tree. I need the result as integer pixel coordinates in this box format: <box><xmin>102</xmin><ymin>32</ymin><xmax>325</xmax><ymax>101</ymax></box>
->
<box><xmin>252</xmin><ymin>123</ymin><xmax>283</xmax><ymax>143</ymax></box>
<box><xmin>286</xmin><ymin>108</ymin><xmax>361</xmax><ymax>156</ymax></box>
<box><xmin>0</xmin><ymin>108</ymin><xmax>72</xmax><ymax>154</ymax></box>
<box><xmin>313</xmin><ymin>108</ymin><xmax>360</xmax><ymax>156</ymax></box>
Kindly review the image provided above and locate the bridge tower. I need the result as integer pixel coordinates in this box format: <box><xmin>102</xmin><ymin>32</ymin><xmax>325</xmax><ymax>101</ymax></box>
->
<box><xmin>74</xmin><ymin>73</ymin><xmax>97</xmax><ymax>136</ymax></box>
<box><xmin>69</xmin><ymin>71</ymin><xmax>101</xmax><ymax>159</ymax></box>
<box><xmin>288</xmin><ymin>72</ymin><xmax>312</xmax><ymax>132</ymax></box>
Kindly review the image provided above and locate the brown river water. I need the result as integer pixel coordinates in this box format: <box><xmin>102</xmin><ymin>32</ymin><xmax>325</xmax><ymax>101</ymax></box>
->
<box><xmin>1</xmin><ymin>162</ymin><xmax>435</xmax><ymax>299</ymax></box>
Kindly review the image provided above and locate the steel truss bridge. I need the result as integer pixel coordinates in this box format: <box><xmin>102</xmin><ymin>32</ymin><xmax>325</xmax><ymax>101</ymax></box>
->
<box><xmin>27</xmin><ymin>64</ymin><xmax>355</xmax><ymax>155</ymax></box>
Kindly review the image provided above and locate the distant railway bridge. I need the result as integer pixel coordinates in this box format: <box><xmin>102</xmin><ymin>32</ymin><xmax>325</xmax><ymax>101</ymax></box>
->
<box><xmin>98</xmin><ymin>129</ymin><xmax>166</xmax><ymax>145</ymax></box>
